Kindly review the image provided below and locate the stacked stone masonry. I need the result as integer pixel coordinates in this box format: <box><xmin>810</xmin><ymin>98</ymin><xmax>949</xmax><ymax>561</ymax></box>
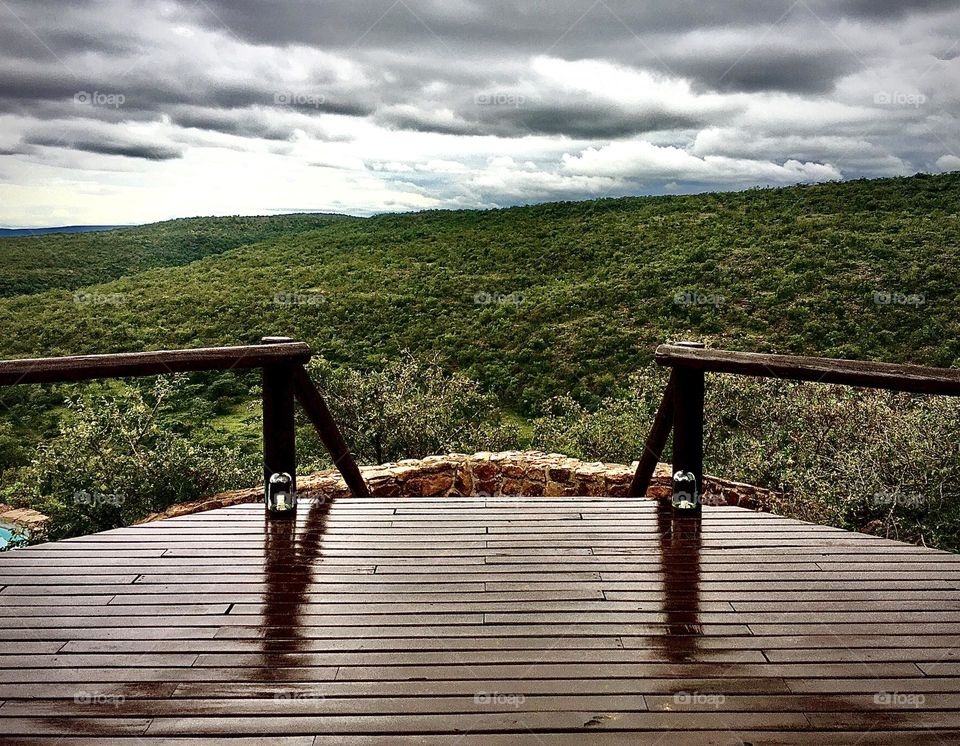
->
<box><xmin>140</xmin><ymin>451</ymin><xmax>779</xmax><ymax>524</ymax></box>
<box><xmin>0</xmin><ymin>503</ymin><xmax>49</xmax><ymax>539</ymax></box>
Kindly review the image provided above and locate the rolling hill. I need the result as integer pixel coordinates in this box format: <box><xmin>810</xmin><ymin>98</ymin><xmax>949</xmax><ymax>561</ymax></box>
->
<box><xmin>0</xmin><ymin>172</ymin><xmax>957</xmax><ymax>411</ymax></box>
<box><xmin>0</xmin><ymin>171</ymin><xmax>956</xmax><ymax>479</ymax></box>
<box><xmin>0</xmin><ymin>213</ymin><xmax>358</xmax><ymax>297</ymax></box>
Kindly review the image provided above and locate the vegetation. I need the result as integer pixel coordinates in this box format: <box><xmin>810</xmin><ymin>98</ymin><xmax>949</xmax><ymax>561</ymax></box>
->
<box><xmin>533</xmin><ymin>368</ymin><xmax>960</xmax><ymax>552</ymax></box>
<box><xmin>531</xmin><ymin>367</ymin><xmax>670</xmax><ymax>465</ymax></box>
<box><xmin>299</xmin><ymin>355</ymin><xmax>521</xmax><ymax>468</ymax></box>
<box><xmin>1</xmin><ymin>172</ymin><xmax>959</xmax><ymax>546</ymax></box>
<box><xmin>12</xmin><ymin>378</ymin><xmax>255</xmax><ymax>540</ymax></box>
<box><xmin>0</xmin><ymin>173</ymin><xmax>957</xmax><ymax>406</ymax></box>
<box><xmin>0</xmin><ymin>213</ymin><xmax>356</xmax><ymax>297</ymax></box>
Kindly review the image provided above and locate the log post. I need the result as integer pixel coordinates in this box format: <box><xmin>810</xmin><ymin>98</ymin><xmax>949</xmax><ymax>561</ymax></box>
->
<box><xmin>261</xmin><ymin>336</ymin><xmax>298</xmax><ymax>494</ymax></box>
<box><xmin>671</xmin><ymin>341</ymin><xmax>705</xmax><ymax>500</ymax></box>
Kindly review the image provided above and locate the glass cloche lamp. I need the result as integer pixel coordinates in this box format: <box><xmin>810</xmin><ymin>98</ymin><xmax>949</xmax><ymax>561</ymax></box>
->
<box><xmin>266</xmin><ymin>472</ymin><xmax>297</xmax><ymax>517</ymax></box>
<box><xmin>671</xmin><ymin>470</ymin><xmax>701</xmax><ymax>515</ymax></box>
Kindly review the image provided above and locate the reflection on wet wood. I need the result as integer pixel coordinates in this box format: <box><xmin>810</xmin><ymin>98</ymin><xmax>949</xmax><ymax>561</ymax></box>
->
<box><xmin>657</xmin><ymin>502</ymin><xmax>702</xmax><ymax>661</ymax></box>
<box><xmin>0</xmin><ymin>496</ymin><xmax>956</xmax><ymax>741</ymax></box>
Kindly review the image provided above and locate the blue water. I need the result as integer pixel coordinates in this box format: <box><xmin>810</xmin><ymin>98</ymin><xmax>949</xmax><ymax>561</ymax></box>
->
<box><xmin>0</xmin><ymin>527</ymin><xmax>12</xmax><ymax>549</ymax></box>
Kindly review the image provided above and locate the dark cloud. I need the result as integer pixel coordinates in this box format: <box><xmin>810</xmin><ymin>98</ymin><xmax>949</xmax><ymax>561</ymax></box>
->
<box><xmin>676</xmin><ymin>50</ymin><xmax>862</xmax><ymax>95</ymax></box>
<box><xmin>0</xmin><ymin>51</ymin><xmax>377</xmax><ymax>122</ymax></box>
<box><xmin>837</xmin><ymin>0</ymin><xmax>959</xmax><ymax>20</ymax></box>
<box><xmin>25</xmin><ymin>134</ymin><xmax>182</xmax><ymax>160</ymax></box>
<box><xmin>376</xmin><ymin>108</ymin><xmax>475</xmax><ymax>137</ymax></box>
<box><xmin>489</xmin><ymin>105</ymin><xmax>701</xmax><ymax>139</ymax></box>
<box><xmin>191</xmin><ymin>0</ymin><xmax>952</xmax><ymax>50</ymax></box>
<box><xmin>0</xmin><ymin>0</ymin><xmax>956</xmax><ymax>219</ymax></box>
<box><xmin>0</xmin><ymin>0</ymin><xmax>936</xmax><ymax>145</ymax></box>
<box><xmin>171</xmin><ymin>108</ymin><xmax>296</xmax><ymax>141</ymax></box>
<box><xmin>0</xmin><ymin>74</ymin><xmax>91</xmax><ymax>107</ymax></box>
<box><xmin>165</xmin><ymin>0</ymin><xmax>867</xmax><ymax>101</ymax></box>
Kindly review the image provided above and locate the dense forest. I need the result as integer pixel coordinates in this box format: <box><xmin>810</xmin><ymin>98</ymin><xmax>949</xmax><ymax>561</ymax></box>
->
<box><xmin>1</xmin><ymin>172</ymin><xmax>959</xmax><ymax>545</ymax></box>
<box><xmin>0</xmin><ymin>213</ymin><xmax>357</xmax><ymax>297</ymax></box>
<box><xmin>1</xmin><ymin>174</ymin><xmax>958</xmax><ymax>399</ymax></box>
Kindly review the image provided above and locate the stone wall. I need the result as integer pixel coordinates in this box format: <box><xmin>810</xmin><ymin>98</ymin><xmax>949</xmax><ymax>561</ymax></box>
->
<box><xmin>139</xmin><ymin>450</ymin><xmax>779</xmax><ymax>523</ymax></box>
<box><xmin>0</xmin><ymin>503</ymin><xmax>49</xmax><ymax>539</ymax></box>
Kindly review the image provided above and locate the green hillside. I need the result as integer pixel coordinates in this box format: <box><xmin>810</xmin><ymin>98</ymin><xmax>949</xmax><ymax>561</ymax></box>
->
<box><xmin>2</xmin><ymin>171</ymin><xmax>959</xmax><ymax>546</ymax></box>
<box><xmin>0</xmin><ymin>213</ymin><xmax>358</xmax><ymax>297</ymax></box>
<box><xmin>0</xmin><ymin>172</ymin><xmax>957</xmax><ymax>411</ymax></box>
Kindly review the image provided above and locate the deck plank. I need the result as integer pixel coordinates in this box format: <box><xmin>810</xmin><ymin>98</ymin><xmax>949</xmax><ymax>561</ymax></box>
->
<box><xmin>0</xmin><ymin>496</ymin><xmax>957</xmax><ymax>742</ymax></box>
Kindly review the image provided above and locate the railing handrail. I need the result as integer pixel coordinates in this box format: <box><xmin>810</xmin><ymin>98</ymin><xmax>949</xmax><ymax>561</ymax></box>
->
<box><xmin>0</xmin><ymin>338</ymin><xmax>370</xmax><ymax>498</ymax></box>
<box><xmin>655</xmin><ymin>343</ymin><xmax>960</xmax><ymax>397</ymax></box>
<box><xmin>0</xmin><ymin>342</ymin><xmax>312</xmax><ymax>386</ymax></box>
<box><xmin>631</xmin><ymin>342</ymin><xmax>960</xmax><ymax>499</ymax></box>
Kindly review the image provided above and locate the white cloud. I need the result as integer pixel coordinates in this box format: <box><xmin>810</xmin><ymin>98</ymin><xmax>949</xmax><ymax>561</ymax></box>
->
<box><xmin>936</xmin><ymin>154</ymin><xmax>960</xmax><ymax>172</ymax></box>
<box><xmin>561</xmin><ymin>140</ymin><xmax>842</xmax><ymax>184</ymax></box>
<box><xmin>0</xmin><ymin>0</ymin><xmax>957</xmax><ymax>224</ymax></box>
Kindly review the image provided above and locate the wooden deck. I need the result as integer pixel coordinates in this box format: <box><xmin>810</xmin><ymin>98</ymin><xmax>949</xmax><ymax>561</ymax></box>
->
<box><xmin>1</xmin><ymin>496</ymin><xmax>960</xmax><ymax>744</ymax></box>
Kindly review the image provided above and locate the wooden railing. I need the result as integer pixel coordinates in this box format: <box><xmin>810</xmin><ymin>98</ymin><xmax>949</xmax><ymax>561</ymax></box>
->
<box><xmin>0</xmin><ymin>336</ymin><xmax>370</xmax><ymax>498</ymax></box>
<box><xmin>629</xmin><ymin>342</ymin><xmax>960</xmax><ymax>498</ymax></box>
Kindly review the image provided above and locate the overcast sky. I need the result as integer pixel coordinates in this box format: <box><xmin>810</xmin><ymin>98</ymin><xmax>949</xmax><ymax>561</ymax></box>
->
<box><xmin>0</xmin><ymin>0</ymin><xmax>957</xmax><ymax>226</ymax></box>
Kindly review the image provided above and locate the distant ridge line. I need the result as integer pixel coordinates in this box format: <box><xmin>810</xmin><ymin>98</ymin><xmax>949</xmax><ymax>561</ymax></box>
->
<box><xmin>0</xmin><ymin>225</ymin><xmax>133</xmax><ymax>238</ymax></box>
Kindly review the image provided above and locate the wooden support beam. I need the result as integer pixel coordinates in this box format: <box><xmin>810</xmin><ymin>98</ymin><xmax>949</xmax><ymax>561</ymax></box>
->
<box><xmin>292</xmin><ymin>365</ymin><xmax>371</xmax><ymax>497</ymax></box>
<box><xmin>627</xmin><ymin>370</ymin><xmax>676</xmax><ymax>498</ymax></box>
<box><xmin>672</xmin><ymin>364</ymin><xmax>705</xmax><ymax>500</ymax></box>
<box><xmin>668</xmin><ymin>342</ymin><xmax>706</xmax><ymax>502</ymax></box>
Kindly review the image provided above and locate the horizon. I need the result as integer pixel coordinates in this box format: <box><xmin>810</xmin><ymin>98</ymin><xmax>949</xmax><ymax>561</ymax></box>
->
<box><xmin>2</xmin><ymin>171</ymin><xmax>955</xmax><ymax>231</ymax></box>
<box><xmin>1</xmin><ymin>1</ymin><xmax>958</xmax><ymax>227</ymax></box>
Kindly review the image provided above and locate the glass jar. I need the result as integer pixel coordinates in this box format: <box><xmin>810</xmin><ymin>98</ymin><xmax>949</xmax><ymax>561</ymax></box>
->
<box><xmin>266</xmin><ymin>472</ymin><xmax>297</xmax><ymax>517</ymax></box>
<box><xmin>672</xmin><ymin>470</ymin><xmax>701</xmax><ymax>514</ymax></box>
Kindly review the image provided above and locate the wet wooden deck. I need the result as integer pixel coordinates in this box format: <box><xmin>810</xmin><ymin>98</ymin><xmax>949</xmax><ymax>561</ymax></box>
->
<box><xmin>1</xmin><ymin>496</ymin><xmax>959</xmax><ymax>744</ymax></box>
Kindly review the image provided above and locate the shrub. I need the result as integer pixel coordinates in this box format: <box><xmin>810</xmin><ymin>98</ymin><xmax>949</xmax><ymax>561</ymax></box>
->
<box><xmin>706</xmin><ymin>375</ymin><xmax>960</xmax><ymax>548</ymax></box>
<box><xmin>533</xmin><ymin>365</ymin><xmax>960</xmax><ymax>551</ymax></box>
<box><xmin>0</xmin><ymin>421</ymin><xmax>27</xmax><ymax>474</ymax></box>
<box><xmin>11</xmin><ymin>377</ymin><xmax>255</xmax><ymax>540</ymax></box>
<box><xmin>300</xmin><ymin>353</ymin><xmax>522</xmax><ymax>467</ymax></box>
<box><xmin>531</xmin><ymin>366</ymin><xmax>669</xmax><ymax>464</ymax></box>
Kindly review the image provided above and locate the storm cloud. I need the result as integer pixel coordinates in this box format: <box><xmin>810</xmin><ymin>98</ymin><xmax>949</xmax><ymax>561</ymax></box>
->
<box><xmin>0</xmin><ymin>0</ymin><xmax>957</xmax><ymax>225</ymax></box>
<box><xmin>25</xmin><ymin>134</ymin><xmax>182</xmax><ymax>161</ymax></box>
